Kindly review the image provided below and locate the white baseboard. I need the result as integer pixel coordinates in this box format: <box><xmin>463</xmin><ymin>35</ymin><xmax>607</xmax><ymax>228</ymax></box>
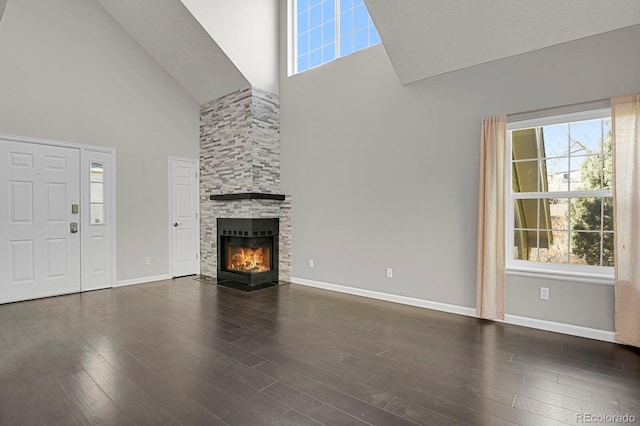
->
<box><xmin>291</xmin><ymin>277</ymin><xmax>616</xmax><ymax>343</ymax></box>
<box><xmin>114</xmin><ymin>274</ymin><xmax>172</xmax><ymax>288</ymax></box>
<box><xmin>291</xmin><ymin>277</ymin><xmax>477</xmax><ymax>317</ymax></box>
<box><xmin>503</xmin><ymin>314</ymin><xmax>615</xmax><ymax>343</ymax></box>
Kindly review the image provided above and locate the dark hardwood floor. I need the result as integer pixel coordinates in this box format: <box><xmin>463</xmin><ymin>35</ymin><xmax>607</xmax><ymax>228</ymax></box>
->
<box><xmin>1</xmin><ymin>278</ymin><xmax>639</xmax><ymax>425</ymax></box>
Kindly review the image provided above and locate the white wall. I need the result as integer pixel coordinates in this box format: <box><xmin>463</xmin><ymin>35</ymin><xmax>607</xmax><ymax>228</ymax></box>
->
<box><xmin>365</xmin><ymin>0</ymin><xmax>640</xmax><ymax>84</ymax></box>
<box><xmin>279</xmin><ymin>0</ymin><xmax>640</xmax><ymax>332</ymax></box>
<box><xmin>181</xmin><ymin>0</ymin><xmax>279</xmax><ymax>94</ymax></box>
<box><xmin>0</xmin><ymin>0</ymin><xmax>199</xmax><ymax>282</ymax></box>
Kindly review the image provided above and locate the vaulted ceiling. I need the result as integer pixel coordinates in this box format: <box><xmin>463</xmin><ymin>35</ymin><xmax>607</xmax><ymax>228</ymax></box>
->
<box><xmin>364</xmin><ymin>0</ymin><xmax>640</xmax><ymax>85</ymax></box>
<box><xmin>0</xmin><ymin>0</ymin><xmax>8</xmax><ymax>23</ymax></box>
<box><xmin>94</xmin><ymin>0</ymin><xmax>248</xmax><ymax>105</ymax></box>
<box><xmin>94</xmin><ymin>0</ymin><xmax>640</xmax><ymax>103</ymax></box>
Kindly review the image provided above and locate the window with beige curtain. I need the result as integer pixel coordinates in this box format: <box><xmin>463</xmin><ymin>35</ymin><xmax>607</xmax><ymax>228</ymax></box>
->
<box><xmin>506</xmin><ymin>110</ymin><xmax>614</xmax><ymax>281</ymax></box>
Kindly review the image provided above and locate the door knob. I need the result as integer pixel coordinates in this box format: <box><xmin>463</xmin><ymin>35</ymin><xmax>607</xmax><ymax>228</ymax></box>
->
<box><xmin>173</xmin><ymin>222</ymin><xmax>179</xmax><ymax>227</ymax></box>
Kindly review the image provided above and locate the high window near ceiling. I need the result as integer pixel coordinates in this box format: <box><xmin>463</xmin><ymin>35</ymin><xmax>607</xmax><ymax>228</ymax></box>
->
<box><xmin>293</xmin><ymin>0</ymin><xmax>381</xmax><ymax>74</ymax></box>
<box><xmin>507</xmin><ymin>109</ymin><xmax>613</xmax><ymax>281</ymax></box>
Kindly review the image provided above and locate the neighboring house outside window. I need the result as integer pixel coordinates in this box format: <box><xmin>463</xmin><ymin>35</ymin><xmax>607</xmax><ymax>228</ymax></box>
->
<box><xmin>507</xmin><ymin>109</ymin><xmax>613</xmax><ymax>281</ymax></box>
<box><xmin>293</xmin><ymin>0</ymin><xmax>381</xmax><ymax>74</ymax></box>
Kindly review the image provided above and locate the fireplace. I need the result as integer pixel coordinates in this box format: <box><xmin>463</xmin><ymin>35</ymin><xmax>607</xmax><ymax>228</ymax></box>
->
<box><xmin>200</xmin><ymin>88</ymin><xmax>291</xmax><ymax>289</ymax></box>
<box><xmin>217</xmin><ymin>218</ymin><xmax>279</xmax><ymax>288</ymax></box>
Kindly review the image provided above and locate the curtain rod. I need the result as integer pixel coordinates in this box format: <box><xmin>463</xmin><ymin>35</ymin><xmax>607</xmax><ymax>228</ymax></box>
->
<box><xmin>507</xmin><ymin>98</ymin><xmax>611</xmax><ymax>122</ymax></box>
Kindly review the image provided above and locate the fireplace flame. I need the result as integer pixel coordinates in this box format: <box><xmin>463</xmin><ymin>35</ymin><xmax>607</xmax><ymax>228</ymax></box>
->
<box><xmin>227</xmin><ymin>246</ymin><xmax>270</xmax><ymax>273</ymax></box>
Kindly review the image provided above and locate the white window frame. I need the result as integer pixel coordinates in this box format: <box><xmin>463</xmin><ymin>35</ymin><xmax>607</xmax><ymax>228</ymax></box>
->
<box><xmin>506</xmin><ymin>108</ymin><xmax>614</xmax><ymax>285</ymax></box>
<box><xmin>289</xmin><ymin>0</ymin><xmax>380</xmax><ymax>75</ymax></box>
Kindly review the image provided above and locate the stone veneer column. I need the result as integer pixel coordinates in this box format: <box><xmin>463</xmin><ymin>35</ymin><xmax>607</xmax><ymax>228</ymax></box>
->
<box><xmin>199</xmin><ymin>86</ymin><xmax>291</xmax><ymax>281</ymax></box>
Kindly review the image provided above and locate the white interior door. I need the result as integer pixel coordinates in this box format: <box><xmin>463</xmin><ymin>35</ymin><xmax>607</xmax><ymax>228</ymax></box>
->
<box><xmin>0</xmin><ymin>140</ymin><xmax>81</xmax><ymax>303</ymax></box>
<box><xmin>171</xmin><ymin>158</ymin><xmax>199</xmax><ymax>278</ymax></box>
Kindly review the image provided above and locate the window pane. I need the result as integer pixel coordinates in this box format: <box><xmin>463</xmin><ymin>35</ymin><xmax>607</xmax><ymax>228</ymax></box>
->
<box><xmin>298</xmin><ymin>54</ymin><xmax>309</xmax><ymax>72</ymax></box>
<box><xmin>309</xmin><ymin>0</ymin><xmax>322</xmax><ymax>7</ymax></box>
<box><xmin>573</xmin><ymin>155</ymin><xmax>602</xmax><ymax>190</ymax></box>
<box><xmin>542</xmin><ymin>124</ymin><xmax>569</xmax><ymax>158</ymax></box>
<box><xmin>297</xmin><ymin>0</ymin><xmax>309</xmax><ymax>13</ymax></box>
<box><xmin>549</xmin><ymin>198</ymin><xmax>569</xmax><ymax>230</ymax></box>
<box><xmin>340</xmin><ymin>0</ymin><xmax>353</xmax><ymax>13</ymax></box>
<box><xmin>512</xmin><ymin>128</ymin><xmax>540</xmax><ymax>160</ymax></box>
<box><xmin>310</xmin><ymin>27</ymin><xmax>322</xmax><ymax>50</ymax></box>
<box><xmin>538</xmin><ymin>231</ymin><xmax>569</xmax><ymax>264</ymax></box>
<box><xmin>512</xmin><ymin>160</ymin><xmax>539</xmax><ymax>193</ymax></box>
<box><xmin>309</xmin><ymin>48</ymin><xmax>322</xmax><ymax>68</ymax></box>
<box><xmin>571</xmin><ymin>231</ymin><xmax>601</xmax><ymax>266</ymax></box>
<box><xmin>298</xmin><ymin>33</ymin><xmax>309</xmax><ymax>55</ymax></box>
<box><xmin>298</xmin><ymin>11</ymin><xmax>309</xmax><ymax>33</ymax></box>
<box><xmin>323</xmin><ymin>19</ymin><xmax>335</xmax><ymax>44</ymax></box>
<box><xmin>569</xmin><ymin>155</ymin><xmax>586</xmax><ymax>190</ymax></box>
<box><xmin>543</xmin><ymin>157</ymin><xmax>569</xmax><ymax>192</ymax></box>
<box><xmin>309</xmin><ymin>27</ymin><xmax>322</xmax><ymax>50</ymax></box>
<box><xmin>353</xmin><ymin>28</ymin><xmax>368</xmax><ymax>51</ymax></box>
<box><xmin>603</xmin><ymin>197</ymin><xmax>613</xmax><ymax>231</ymax></box>
<box><xmin>90</xmin><ymin>182</ymin><xmax>103</xmax><ymax>203</ymax></box>
<box><xmin>91</xmin><ymin>203</ymin><xmax>104</xmax><ymax>225</ymax></box>
<box><xmin>571</xmin><ymin>197</ymin><xmax>601</xmax><ymax>231</ymax></box>
<box><xmin>340</xmin><ymin>10</ymin><xmax>353</xmax><ymax>35</ymax></box>
<box><xmin>340</xmin><ymin>34</ymin><xmax>353</xmax><ymax>56</ymax></box>
<box><xmin>309</xmin><ymin>4</ymin><xmax>322</xmax><ymax>28</ymax></box>
<box><xmin>570</xmin><ymin>119</ymin><xmax>602</xmax><ymax>154</ymax></box>
<box><xmin>323</xmin><ymin>43</ymin><xmax>335</xmax><ymax>62</ymax></box>
<box><xmin>323</xmin><ymin>0</ymin><xmax>335</xmax><ymax>19</ymax></box>
<box><xmin>602</xmin><ymin>232</ymin><xmax>614</xmax><ymax>267</ymax></box>
<box><xmin>602</xmin><ymin>154</ymin><xmax>613</xmax><ymax>190</ymax></box>
<box><xmin>353</xmin><ymin>4</ymin><xmax>368</xmax><ymax>29</ymax></box>
<box><xmin>90</xmin><ymin>162</ymin><xmax>104</xmax><ymax>182</ymax></box>
<box><xmin>514</xmin><ymin>230</ymin><xmax>525</xmax><ymax>260</ymax></box>
<box><xmin>514</xmin><ymin>199</ymin><xmax>539</xmax><ymax>229</ymax></box>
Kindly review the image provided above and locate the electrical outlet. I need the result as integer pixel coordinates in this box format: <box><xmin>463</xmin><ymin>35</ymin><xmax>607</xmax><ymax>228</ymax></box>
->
<box><xmin>386</xmin><ymin>268</ymin><xmax>393</xmax><ymax>278</ymax></box>
<box><xmin>145</xmin><ymin>257</ymin><xmax>151</xmax><ymax>265</ymax></box>
<box><xmin>308</xmin><ymin>259</ymin><xmax>314</xmax><ymax>268</ymax></box>
<box><xmin>539</xmin><ymin>287</ymin><xmax>550</xmax><ymax>300</ymax></box>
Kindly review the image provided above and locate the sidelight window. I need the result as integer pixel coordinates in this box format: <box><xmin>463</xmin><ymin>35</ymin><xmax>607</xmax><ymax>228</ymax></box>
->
<box><xmin>89</xmin><ymin>162</ymin><xmax>105</xmax><ymax>225</ymax></box>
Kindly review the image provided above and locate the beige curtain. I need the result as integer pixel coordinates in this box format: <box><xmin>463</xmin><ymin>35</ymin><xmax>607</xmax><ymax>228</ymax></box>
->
<box><xmin>612</xmin><ymin>94</ymin><xmax>640</xmax><ymax>347</ymax></box>
<box><xmin>477</xmin><ymin>115</ymin><xmax>507</xmax><ymax>320</ymax></box>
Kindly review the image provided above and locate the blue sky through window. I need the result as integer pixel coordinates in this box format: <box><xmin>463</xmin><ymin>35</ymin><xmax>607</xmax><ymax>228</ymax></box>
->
<box><xmin>542</xmin><ymin>118</ymin><xmax>611</xmax><ymax>175</ymax></box>
<box><xmin>296</xmin><ymin>0</ymin><xmax>381</xmax><ymax>73</ymax></box>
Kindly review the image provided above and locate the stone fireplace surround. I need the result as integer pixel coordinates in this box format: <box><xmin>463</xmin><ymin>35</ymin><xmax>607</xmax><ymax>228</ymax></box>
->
<box><xmin>199</xmin><ymin>86</ymin><xmax>291</xmax><ymax>285</ymax></box>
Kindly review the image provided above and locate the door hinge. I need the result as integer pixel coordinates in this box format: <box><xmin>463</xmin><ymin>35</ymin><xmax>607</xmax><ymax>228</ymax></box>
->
<box><xmin>195</xmin><ymin>212</ymin><xmax>198</xmax><ymax>218</ymax></box>
<box><xmin>196</xmin><ymin>253</ymin><xmax>199</xmax><ymax>259</ymax></box>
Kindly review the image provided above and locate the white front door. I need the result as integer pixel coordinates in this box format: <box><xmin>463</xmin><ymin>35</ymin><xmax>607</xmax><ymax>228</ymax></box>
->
<box><xmin>0</xmin><ymin>141</ymin><xmax>81</xmax><ymax>303</ymax></box>
<box><xmin>170</xmin><ymin>158</ymin><xmax>199</xmax><ymax>278</ymax></box>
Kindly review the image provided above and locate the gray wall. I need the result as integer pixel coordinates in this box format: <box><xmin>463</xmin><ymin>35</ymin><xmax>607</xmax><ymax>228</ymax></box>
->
<box><xmin>0</xmin><ymin>0</ymin><xmax>200</xmax><ymax>282</ymax></box>
<box><xmin>279</xmin><ymin>0</ymin><xmax>640</xmax><ymax>332</ymax></box>
<box><xmin>506</xmin><ymin>276</ymin><xmax>615</xmax><ymax>330</ymax></box>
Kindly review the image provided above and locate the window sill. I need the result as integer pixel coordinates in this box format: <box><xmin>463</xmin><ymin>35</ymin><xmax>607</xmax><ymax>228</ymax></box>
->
<box><xmin>505</xmin><ymin>267</ymin><xmax>614</xmax><ymax>286</ymax></box>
